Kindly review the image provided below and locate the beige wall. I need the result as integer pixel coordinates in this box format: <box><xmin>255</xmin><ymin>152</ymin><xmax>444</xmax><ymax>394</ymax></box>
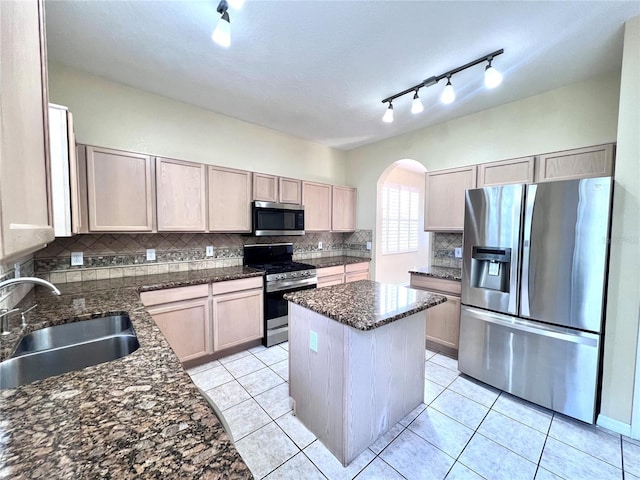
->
<box><xmin>346</xmin><ymin>71</ymin><xmax>621</xmax><ymax>230</ymax></box>
<box><xmin>375</xmin><ymin>163</ymin><xmax>429</xmax><ymax>285</ymax></box>
<box><xmin>48</xmin><ymin>63</ymin><xmax>347</xmax><ymax>185</ymax></box>
<box><xmin>602</xmin><ymin>16</ymin><xmax>640</xmax><ymax>427</ymax></box>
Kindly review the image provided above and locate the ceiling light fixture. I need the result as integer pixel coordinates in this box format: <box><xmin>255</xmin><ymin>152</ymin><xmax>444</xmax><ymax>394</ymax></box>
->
<box><xmin>484</xmin><ymin>57</ymin><xmax>503</xmax><ymax>89</ymax></box>
<box><xmin>212</xmin><ymin>0</ymin><xmax>231</xmax><ymax>48</ymax></box>
<box><xmin>411</xmin><ymin>90</ymin><xmax>424</xmax><ymax>114</ymax></box>
<box><xmin>380</xmin><ymin>49</ymin><xmax>504</xmax><ymax>121</ymax></box>
<box><xmin>227</xmin><ymin>0</ymin><xmax>245</xmax><ymax>9</ymax></box>
<box><xmin>382</xmin><ymin>102</ymin><xmax>394</xmax><ymax>123</ymax></box>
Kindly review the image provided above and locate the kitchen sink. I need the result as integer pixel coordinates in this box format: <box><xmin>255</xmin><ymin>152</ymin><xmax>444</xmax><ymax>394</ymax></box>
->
<box><xmin>0</xmin><ymin>315</ymin><xmax>139</xmax><ymax>390</ymax></box>
<box><xmin>12</xmin><ymin>314</ymin><xmax>133</xmax><ymax>356</ymax></box>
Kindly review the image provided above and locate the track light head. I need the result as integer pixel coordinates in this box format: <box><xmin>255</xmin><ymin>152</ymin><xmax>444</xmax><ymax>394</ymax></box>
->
<box><xmin>382</xmin><ymin>102</ymin><xmax>394</xmax><ymax>123</ymax></box>
<box><xmin>484</xmin><ymin>59</ymin><xmax>503</xmax><ymax>89</ymax></box>
<box><xmin>227</xmin><ymin>0</ymin><xmax>245</xmax><ymax>9</ymax></box>
<box><xmin>212</xmin><ymin>0</ymin><xmax>231</xmax><ymax>47</ymax></box>
<box><xmin>440</xmin><ymin>78</ymin><xmax>455</xmax><ymax>105</ymax></box>
<box><xmin>411</xmin><ymin>91</ymin><xmax>424</xmax><ymax>114</ymax></box>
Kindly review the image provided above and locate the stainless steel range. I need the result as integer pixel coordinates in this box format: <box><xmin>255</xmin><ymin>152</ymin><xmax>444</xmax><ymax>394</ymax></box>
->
<box><xmin>244</xmin><ymin>243</ymin><xmax>317</xmax><ymax>346</ymax></box>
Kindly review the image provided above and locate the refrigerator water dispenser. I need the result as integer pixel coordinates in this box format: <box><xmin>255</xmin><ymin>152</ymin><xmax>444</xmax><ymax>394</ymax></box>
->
<box><xmin>470</xmin><ymin>247</ymin><xmax>511</xmax><ymax>292</ymax></box>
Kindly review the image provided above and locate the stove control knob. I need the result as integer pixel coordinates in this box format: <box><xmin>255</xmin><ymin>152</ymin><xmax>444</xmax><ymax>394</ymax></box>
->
<box><xmin>291</xmin><ymin>272</ymin><xmax>298</xmax><ymax>277</ymax></box>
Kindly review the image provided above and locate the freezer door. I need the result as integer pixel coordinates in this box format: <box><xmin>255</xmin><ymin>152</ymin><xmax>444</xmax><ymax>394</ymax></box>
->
<box><xmin>458</xmin><ymin>306</ymin><xmax>600</xmax><ymax>424</ymax></box>
<box><xmin>462</xmin><ymin>184</ymin><xmax>523</xmax><ymax>315</ymax></box>
<box><xmin>521</xmin><ymin>177</ymin><xmax>612</xmax><ymax>332</ymax></box>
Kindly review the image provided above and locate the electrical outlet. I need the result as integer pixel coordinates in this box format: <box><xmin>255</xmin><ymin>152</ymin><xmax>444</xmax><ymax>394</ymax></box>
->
<box><xmin>206</xmin><ymin>246</ymin><xmax>214</xmax><ymax>257</ymax></box>
<box><xmin>454</xmin><ymin>247</ymin><xmax>462</xmax><ymax>258</ymax></box>
<box><xmin>71</xmin><ymin>252</ymin><xmax>83</xmax><ymax>266</ymax></box>
<box><xmin>146</xmin><ymin>248</ymin><xmax>156</xmax><ymax>261</ymax></box>
<box><xmin>366</xmin><ymin>241</ymin><xmax>372</xmax><ymax>251</ymax></box>
<box><xmin>13</xmin><ymin>262</ymin><xmax>21</xmax><ymax>278</ymax></box>
<box><xmin>309</xmin><ymin>330</ymin><xmax>318</xmax><ymax>352</ymax></box>
<box><xmin>318</xmin><ymin>241</ymin><xmax>323</xmax><ymax>250</ymax></box>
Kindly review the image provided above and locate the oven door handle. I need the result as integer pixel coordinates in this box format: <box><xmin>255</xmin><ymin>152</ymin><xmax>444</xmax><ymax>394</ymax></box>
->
<box><xmin>266</xmin><ymin>277</ymin><xmax>317</xmax><ymax>293</ymax></box>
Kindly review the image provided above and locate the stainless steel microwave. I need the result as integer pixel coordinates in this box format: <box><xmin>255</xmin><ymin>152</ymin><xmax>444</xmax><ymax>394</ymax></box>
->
<box><xmin>252</xmin><ymin>201</ymin><xmax>305</xmax><ymax>236</ymax></box>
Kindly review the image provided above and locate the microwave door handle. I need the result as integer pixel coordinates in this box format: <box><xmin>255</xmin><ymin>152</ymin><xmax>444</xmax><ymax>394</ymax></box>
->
<box><xmin>521</xmin><ymin>184</ymin><xmax>537</xmax><ymax>318</ymax></box>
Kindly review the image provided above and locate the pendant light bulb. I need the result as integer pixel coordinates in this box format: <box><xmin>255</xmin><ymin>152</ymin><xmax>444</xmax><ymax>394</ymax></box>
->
<box><xmin>227</xmin><ymin>0</ymin><xmax>245</xmax><ymax>9</ymax></box>
<box><xmin>411</xmin><ymin>91</ymin><xmax>424</xmax><ymax>114</ymax></box>
<box><xmin>484</xmin><ymin>61</ymin><xmax>503</xmax><ymax>89</ymax></box>
<box><xmin>382</xmin><ymin>102</ymin><xmax>394</xmax><ymax>123</ymax></box>
<box><xmin>440</xmin><ymin>78</ymin><xmax>455</xmax><ymax>104</ymax></box>
<box><xmin>212</xmin><ymin>10</ymin><xmax>231</xmax><ymax>47</ymax></box>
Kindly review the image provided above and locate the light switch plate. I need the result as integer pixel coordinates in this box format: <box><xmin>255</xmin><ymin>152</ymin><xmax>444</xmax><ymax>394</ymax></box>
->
<box><xmin>318</xmin><ymin>241</ymin><xmax>323</xmax><ymax>250</ymax></box>
<box><xmin>454</xmin><ymin>247</ymin><xmax>462</xmax><ymax>258</ymax></box>
<box><xmin>146</xmin><ymin>248</ymin><xmax>156</xmax><ymax>261</ymax></box>
<box><xmin>13</xmin><ymin>263</ymin><xmax>21</xmax><ymax>278</ymax></box>
<box><xmin>309</xmin><ymin>330</ymin><xmax>318</xmax><ymax>352</ymax></box>
<box><xmin>71</xmin><ymin>252</ymin><xmax>83</xmax><ymax>266</ymax></box>
<box><xmin>366</xmin><ymin>241</ymin><xmax>372</xmax><ymax>250</ymax></box>
<box><xmin>206</xmin><ymin>246</ymin><xmax>214</xmax><ymax>257</ymax></box>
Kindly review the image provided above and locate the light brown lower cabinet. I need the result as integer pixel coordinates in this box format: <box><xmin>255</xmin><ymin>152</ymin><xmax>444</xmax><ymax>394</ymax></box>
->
<box><xmin>345</xmin><ymin>262</ymin><xmax>370</xmax><ymax>283</ymax></box>
<box><xmin>141</xmin><ymin>277</ymin><xmax>264</xmax><ymax>363</ymax></box>
<box><xmin>317</xmin><ymin>262</ymin><xmax>370</xmax><ymax>287</ymax></box>
<box><xmin>141</xmin><ymin>284</ymin><xmax>211</xmax><ymax>362</ymax></box>
<box><xmin>410</xmin><ymin>274</ymin><xmax>461</xmax><ymax>351</ymax></box>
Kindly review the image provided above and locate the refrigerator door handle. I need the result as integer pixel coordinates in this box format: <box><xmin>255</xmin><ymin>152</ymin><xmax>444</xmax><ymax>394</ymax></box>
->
<box><xmin>520</xmin><ymin>184</ymin><xmax>537</xmax><ymax>317</ymax></box>
<box><xmin>463</xmin><ymin>306</ymin><xmax>599</xmax><ymax>347</ymax></box>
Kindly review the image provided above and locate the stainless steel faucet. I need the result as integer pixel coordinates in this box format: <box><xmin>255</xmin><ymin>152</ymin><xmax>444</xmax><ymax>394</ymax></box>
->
<box><xmin>0</xmin><ymin>277</ymin><xmax>61</xmax><ymax>295</ymax></box>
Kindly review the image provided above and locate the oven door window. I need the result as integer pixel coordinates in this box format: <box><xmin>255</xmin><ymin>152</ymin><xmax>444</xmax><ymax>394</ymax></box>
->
<box><xmin>265</xmin><ymin>283</ymin><xmax>316</xmax><ymax>320</ymax></box>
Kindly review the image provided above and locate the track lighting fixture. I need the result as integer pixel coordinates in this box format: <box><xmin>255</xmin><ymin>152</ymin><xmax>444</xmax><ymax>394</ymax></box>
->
<box><xmin>411</xmin><ymin>91</ymin><xmax>424</xmax><ymax>114</ymax></box>
<box><xmin>380</xmin><ymin>49</ymin><xmax>504</xmax><ymax>121</ymax></box>
<box><xmin>227</xmin><ymin>0</ymin><xmax>245</xmax><ymax>9</ymax></box>
<box><xmin>212</xmin><ymin>0</ymin><xmax>231</xmax><ymax>48</ymax></box>
<box><xmin>440</xmin><ymin>77</ymin><xmax>455</xmax><ymax>105</ymax></box>
<box><xmin>382</xmin><ymin>102</ymin><xmax>394</xmax><ymax>123</ymax></box>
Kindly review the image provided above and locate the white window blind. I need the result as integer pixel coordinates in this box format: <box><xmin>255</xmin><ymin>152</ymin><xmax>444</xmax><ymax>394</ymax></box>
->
<box><xmin>381</xmin><ymin>183</ymin><xmax>419</xmax><ymax>254</ymax></box>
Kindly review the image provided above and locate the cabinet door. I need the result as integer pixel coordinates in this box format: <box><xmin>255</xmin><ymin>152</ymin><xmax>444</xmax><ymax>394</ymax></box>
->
<box><xmin>86</xmin><ymin>146</ymin><xmax>155</xmax><ymax>232</ymax></box>
<box><xmin>302</xmin><ymin>181</ymin><xmax>332</xmax><ymax>231</ymax></box>
<box><xmin>208</xmin><ymin>166</ymin><xmax>252</xmax><ymax>232</ymax></box>
<box><xmin>212</xmin><ymin>288</ymin><xmax>264</xmax><ymax>351</ymax></box>
<box><xmin>477</xmin><ymin>157</ymin><xmax>535</xmax><ymax>187</ymax></box>
<box><xmin>424</xmin><ymin>166</ymin><xmax>477</xmax><ymax>232</ymax></box>
<box><xmin>536</xmin><ymin>144</ymin><xmax>615</xmax><ymax>182</ymax></box>
<box><xmin>156</xmin><ymin>157</ymin><xmax>207</xmax><ymax>231</ymax></box>
<box><xmin>425</xmin><ymin>294</ymin><xmax>461</xmax><ymax>350</ymax></box>
<box><xmin>147</xmin><ymin>297</ymin><xmax>212</xmax><ymax>363</ymax></box>
<box><xmin>253</xmin><ymin>173</ymin><xmax>279</xmax><ymax>202</ymax></box>
<box><xmin>0</xmin><ymin>0</ymin><xmax>54</xmax><ymax>260</ymax></box>
<box><xmin>331</xmin><ymin>186</ymin><xmax>357</xmax><ymax>232</ymax></box>
<box><xmin>279</xmin><ymin>177</ymin><xmax>302</xmax><ymax>204</ymax></box>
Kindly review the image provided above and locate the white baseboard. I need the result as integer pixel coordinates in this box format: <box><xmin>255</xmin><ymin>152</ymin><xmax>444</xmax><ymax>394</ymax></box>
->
<box><xmin>596</xmin><ymin>414</ymin><xmax>632</xmax><ymax>436</ymax></box>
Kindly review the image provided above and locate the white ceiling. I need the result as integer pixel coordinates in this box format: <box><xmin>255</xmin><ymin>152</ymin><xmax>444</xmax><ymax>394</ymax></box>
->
<box><xmin>44</xmin><ymin>1</ymin><xmax>639</xmax><ymax>151</ymax></box>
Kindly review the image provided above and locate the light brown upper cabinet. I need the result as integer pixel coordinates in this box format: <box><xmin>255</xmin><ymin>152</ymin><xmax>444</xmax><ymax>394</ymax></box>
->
<box><xmin>85</xmin><ymin>146</ymin><xmax>155</xmax><ymax>232</ymax></box>
<box><xmin>0</xmin><ymin>0</ymin><xmax>54</xmax><ymax>261</ymax></box>
<box><xmin>156</xmin><ymin>157</ymin><xmax>207</xmax><ymax>232</ymax></box>
<box><xmin>331</xmin><ymin>186</ymin><xmax>357</xmax><ymax>232</ymax></box>
<box><xmin>279</xmin><ymin>177</ymin><xmax>302</xmax><ymax>204</ymax></box>
<box><xmin>253</xmin><ymin>173</ymin><xmax>279</xmax><ymax>202</ymax></box>
<box><xmin>477</xmin><ymin>156</ymin><xmax>535</xmax><ymax>187</ymax></box>
<box><xmin>208</xmin><ymin>166</ymin><xmax>252</xmax><ymax>232</ymax></box>
<box><xmin>302</xmin><ymin>181</ymin><xmax>332</xmax><ymax>231</ymax></box>
<box><xmin>424</xmin><ymin>166</ymin><xmax>477</xmax><ymax>232</ymax></box>
<box><xmin>536</xmin><ymin>144</ymin><xmax>615</xmax><ymax>182</ymax></box>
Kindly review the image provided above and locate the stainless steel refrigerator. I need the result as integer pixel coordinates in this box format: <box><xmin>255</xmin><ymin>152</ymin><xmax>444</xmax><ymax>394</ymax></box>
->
<box><xmin>459</xmin><ymin>176</ymin><xmax>612</xmax><ymax>423</ymax></box>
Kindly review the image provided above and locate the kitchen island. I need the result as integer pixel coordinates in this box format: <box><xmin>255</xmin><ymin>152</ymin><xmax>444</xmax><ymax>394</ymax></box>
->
<box><xmin>284</xmin><ymin>280</ymin><xmax>446</xmax><ymax>466</ymax></box>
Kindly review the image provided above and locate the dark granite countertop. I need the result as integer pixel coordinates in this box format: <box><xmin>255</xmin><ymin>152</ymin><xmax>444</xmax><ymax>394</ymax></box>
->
<box><xmin>284</xmin><ymin>280</ymin><xmax>446</xmax><ymax>331</ymax></box>
<box><xmin>0</xmin><ymin>266</ymin><xmax>260</xmax><ymax>479</ymax></box>
<box><xmin>303</xmin><ymin>256</ymin><xmax>371</xmax><ymax>269</ymax></box>
<box><xmin>409</xmin><ymin>266</ymin><xmax>462</xmax><ymax>281</ymax></box>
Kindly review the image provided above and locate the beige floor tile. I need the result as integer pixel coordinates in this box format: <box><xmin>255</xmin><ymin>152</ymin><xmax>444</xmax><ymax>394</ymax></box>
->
<box><xmin>424</xmin><ymin>379</ymin><xmax>446</xmax><ymax>405</ymax></box>
<box><xmin>380</xmin><ymin>429</ymin><xmax>454</xmax><ymax>480</ymax></box>
<box><xmin>492</xmin><ymin>392</ymin><xmax>553</xmax><ymax>434</ymax></box>
<box><xmin>368</xmin><ymin>422</ymin><xmax>405</xmax><ymax>455</ymax></box>
<box><xmin>409</xmin><ymin>406</ymin><xmax>474</xmax><ymax>458</ymax></box>
<box><xmin>304</xmin><ymin>440</ymin><xmax>375</xmax><ymax>480</ymax></box>
<box><xmin>448</xmin><ymin>376</ymin><xmax>499</xmax><ymax>407</ymax></box>
<box><xmin>254</xmin><ymin>383</ymin><xmax>293</xmax><ymax>419</ymax></box>
<box><xmin>270</xmin><ymin>359</ymin><xmax>289</xmax><ymax>381</ymax></box>
<box><xmin>425</xmin><ymin>361</ymin><xmax>459</xmax><ymax>387</ymax></box>
<box><xmin>225</xmin><ymin>355</ymin><xmax>268</xmax><ymax>378</ymax></box>
<box><xmin>189</xmin><ymin>364</ymin><xmax>233</xmax><ymax>391</ymax></box>
<box><xmin>205</xmin><ymin>380</ymin><xmax>250</xmax><ymax>411</ymax></box>
<box><xmin>459</xmin><ymin>434</ymin><xmax>537</xmax><ymax>480</ymax></box>
<box><xmin>540</xmin><ymin>437</ymin><xmax>622</xmax><ymax>480</ymax></box>
<box><xmin>187</xmin><ymin>359</ymin><xmax>221</xmax><ymax>375</ymax></box>
<box><xmin>223</xmin><ymin>398</ymin><xmax>272</xmax><ymax>441</ymax></box>
<box><xmin>263</xmin><ymin>452</ymin><xmax>325</xmax><ymax>480</ymax></box>
<box><xmin>477</xmin><ymin>410</ymin><xmax>546</xmax><ymax>463</ymax></box>
<box><xmin>431</xmin><ymin>389</ymin><xmax>489</xmax><ymax>430</ymax></box>
<box><xmin>275</xmin><ymin>412</ymin><xmax>316</xmax><ymax>449</ymax></box>
<box><xmin>430</xmin><ymin>353</ymin><xmax>459</xmax><ymax>372</ymax></box>
<box><xmin>218</xmin><ymin>350</ymin><xmax>252</xmax><ymax>364</ymax></box>
<box><xmin>254</xmin><ymin>346</ymin><xmax>288</xmax><ymax>365</ymax></box>
<box><xmin>354</xmin><ymin>457</ymin><xmax>404</xmax><ymax>479</ymax></box>
<box><xmin>445</xmin><ymin>462</ymin><xmax>484</xmax><ymax>480</ymax></box>
<box><xmin>398</xmin><ymin>403</ymin><xmax>427</xmax><ymax>427</ymax></box>
<box><xmin>235</xmin><ymin>422</ymin><xmax>299</xmax><ymax>479</ymax></box>
<box><xmin>534</xmin><ymin>467</ymin><xmax>564</xmax><ymax>480</ymax></box>
<box><xmin>624</xmin><ymin>439</ymin><xmax>640</xmax><ymax>476</ymax></box>
<box><xmin>237</xmin><ymin>367</ymin><xmax>285</xmax><ymax>396</ymax></box>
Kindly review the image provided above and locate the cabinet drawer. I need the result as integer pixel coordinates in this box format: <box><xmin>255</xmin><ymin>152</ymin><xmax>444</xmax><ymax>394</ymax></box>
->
<box><xmin>345</xmin><ymin>262</ymin><xmax>369</xmax><ymax>273</ymax></box>
<box><xmin>211</xmin><ymin>276</ymin><xmax>263</xmax><ymax>295</ymax></box>
<box><xmin>317</xmin><ymin>265</ymin><xmax>344</xmax><ymax>277</ymax></box>
<box><xmin>318</xmin><ymin>274</ymin><xmax>344</xmax><ymax>288</ymax></box>
<box><xmin>140</xmin><ymin>283</ymin><xmax>209</xmax><ymax>306</ymax></box>
<box><xmin>410</xmin><ymin>275</ymin><xmax>461</xmax><ymax>296</ymax></box>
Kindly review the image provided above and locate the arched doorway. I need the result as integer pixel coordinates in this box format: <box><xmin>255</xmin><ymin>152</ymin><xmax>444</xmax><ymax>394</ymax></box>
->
<box><xmin>375</xmin><ymin>159</ymin><xmax>429</xmax><ymax>284</ymax></box>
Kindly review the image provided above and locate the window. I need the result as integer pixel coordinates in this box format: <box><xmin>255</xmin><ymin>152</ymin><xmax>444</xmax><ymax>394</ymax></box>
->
<box><xmin>381</xmin><ymin>183</ymin><xmax>419</xmax><ymax>254</ymax></box>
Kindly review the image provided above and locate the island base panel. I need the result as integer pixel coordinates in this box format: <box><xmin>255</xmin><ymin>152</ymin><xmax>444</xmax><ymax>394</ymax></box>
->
<box><xmin>289</xmin><ymin>303</ymin><xmax>426</xmax><ymax>466</ymax></box>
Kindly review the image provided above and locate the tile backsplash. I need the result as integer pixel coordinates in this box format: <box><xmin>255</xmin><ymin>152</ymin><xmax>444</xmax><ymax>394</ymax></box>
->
<box><xmin>35</xmin><ymin>230</ymin><xmax>372</xmax><ymax>283</ymax></box>
<box><xmin>0</xmin><ymin>255</ymin><xmax>36</xmax><ymax>310</ymax></box>
<box><xmin>432</xmin><ymin>233</ymin><xmax>463</xmax><ymax>269</ymax></box>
